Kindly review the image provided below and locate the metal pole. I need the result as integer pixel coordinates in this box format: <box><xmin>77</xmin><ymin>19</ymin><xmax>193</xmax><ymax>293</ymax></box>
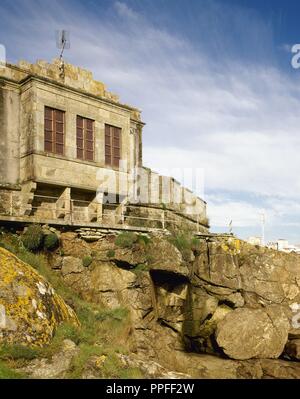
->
<box><xmin>261</xmin><ymin>213</ymin><xmax>265</xmax><ymax>246</ymax></box>
<box><xmin>161</xmin><ymin>210</ymin><xmax>165</xmax><ymax>229</ymax></box>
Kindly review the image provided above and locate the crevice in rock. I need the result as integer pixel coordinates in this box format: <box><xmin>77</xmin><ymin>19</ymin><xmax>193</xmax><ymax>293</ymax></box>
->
<box><xmin>142</xmin><ymin>308</ymin><xmax>154</xmax><ymax>319</ymax></box>
<box><xmin>206</xmin><ymin>241</ymin><xmax>211</xmax><ymax>279</ymax></box>
<box><xmin>150</xmin><ymin>270</ymin><xmax>189</xmax><ymax>289</ymax></box>
<box><xmin>158</xmin><ymin>318</ymin><xmax>180</xmax><ymax>334</ymax></box>
<box><xmin>193</xmin><ymin>272</ymin><xmax>236</xmax><ymax>290</ymax></box>
<box><xmin>113</xmin><ymin>259</ymin><xmax>135</xmax><ymax>270</ymax></box>
<box><xmin>218</xmin><ymin>299</ymin><xmax>236</xmax><ymax>309</ymax></box>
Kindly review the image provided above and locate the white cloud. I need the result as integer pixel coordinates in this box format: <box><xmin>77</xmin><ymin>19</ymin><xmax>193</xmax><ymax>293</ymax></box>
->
<box><xmin>1</xmin><ymin>0</ymin><xmax>300</xmax><ymax>240</ymax></box>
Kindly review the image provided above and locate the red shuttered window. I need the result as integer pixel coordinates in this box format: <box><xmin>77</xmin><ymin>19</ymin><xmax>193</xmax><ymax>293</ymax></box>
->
<box><xmin>76</xmin><ymin>116</ymin><xmax>94</xmax><ymax>161</ymax></box>
<box><xmin>44</xmin><ymin>107</ymin><xmax>65</xmax><ymax>155</ymax></box>
<box><xmin>105</xmin><ymin>124</ymin><xmax>121</xmax><ymax>168</ymax></box>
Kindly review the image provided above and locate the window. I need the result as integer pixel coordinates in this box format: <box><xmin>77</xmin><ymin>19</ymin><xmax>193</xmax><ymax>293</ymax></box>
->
<box><xmin>105</xmin><ymin>124</ymin><xmax>121</xmax><ymax>167</ymax></box>
<box><xmin>44</xmin><ymin>107</ymin><xmax>65</xmax><ymax>155</ymax></box>
<box><xmin>76</xmin><ymin>116</ymin><xmax>94</xmax><ymax>161</ymax></box>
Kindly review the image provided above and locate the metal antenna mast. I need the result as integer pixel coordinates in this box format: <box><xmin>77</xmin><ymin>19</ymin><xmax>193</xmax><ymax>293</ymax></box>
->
<box><xmin>56</xmin><ymin>30</ymin><xmax>70</xmax><ymax>78</ymax></box>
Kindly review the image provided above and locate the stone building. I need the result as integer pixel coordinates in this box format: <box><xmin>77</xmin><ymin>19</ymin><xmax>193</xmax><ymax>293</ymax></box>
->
<box><xmin>0</xmin><ymin>59</ymin><xmax>208</xmax><ymax>232</ymax></box>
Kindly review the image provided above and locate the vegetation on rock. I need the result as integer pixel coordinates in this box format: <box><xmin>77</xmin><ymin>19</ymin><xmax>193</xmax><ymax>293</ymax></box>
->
<box><xmin>21</xmin><ymin>224</ymin><xmax>44</xmax><ymax>252</ymax></box>
<box><xmin>115</xmin><ymin>232</ymin><xmax>138</xmax><ymax>248</ymax></box>
<box><xmin>0</xmin><ymin>232</ymin><xmax>142</xmax><ymax>379</ymax></box>
<box><xmin>44</xmin><ymin>233</ymin><xmax>59</xmax><ymax>251</ymax></box>
<box><xmin>82</xmin><ymin>255</ymin><xmax>93</xmax><ymax>268</ymax></box>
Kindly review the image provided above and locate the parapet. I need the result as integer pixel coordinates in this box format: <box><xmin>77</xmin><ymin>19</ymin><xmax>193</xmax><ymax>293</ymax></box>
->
<box><xmin>0</xmin><ymin>59</ymin><xmax>142</xmax><ymax>120</ymax></box>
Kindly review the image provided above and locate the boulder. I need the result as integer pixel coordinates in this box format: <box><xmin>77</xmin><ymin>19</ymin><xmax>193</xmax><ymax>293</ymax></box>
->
<box><xmin>0</xmin><ymin>247</ymin><xmax>79</xmax><ymax>346</ymax></box>
<box><xmin>239</xmin><ymin>243</ymin><xmax>300</xmax><ymax>306</ymax></box>
<box><xmin>110</xmin><ymin>237</ymin><xmax>189</xmax><ymax>278</ymax></box>
<box><xmin>147</xmin><ymin>238</ymin><xmax>189</xmax><ymax>277</ymax></box>
<box><xmin>193</xmin><ymin>238</ymin><xmax>241</xmax><ymax>290</ymax></box>
<box><xmin>216</xmin><ymin>305</ymin><xmax>290</xmax><ymax>360</ymax></box>
<box><xmin>19</xmin><ymin>339</ymin><xmax>79</xmax><ymax>378</ymax></box>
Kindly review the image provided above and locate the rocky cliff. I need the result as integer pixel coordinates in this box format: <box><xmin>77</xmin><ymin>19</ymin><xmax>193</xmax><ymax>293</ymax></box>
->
<box><xmin>1</xmin><ymin>229</ymin><xmax>300</xmax><ymax>379</ymax></box>
<box><xmin>49</xmin><ymin>231</ymin><xmax>300</xmax><ymax>378</ymax></box>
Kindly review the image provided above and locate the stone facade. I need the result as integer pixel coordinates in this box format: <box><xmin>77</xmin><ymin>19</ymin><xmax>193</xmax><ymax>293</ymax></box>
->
<box><xmin>0</xmin><ymin>59</ymin><xmax>207</xmax><ymax>231</ymax></box>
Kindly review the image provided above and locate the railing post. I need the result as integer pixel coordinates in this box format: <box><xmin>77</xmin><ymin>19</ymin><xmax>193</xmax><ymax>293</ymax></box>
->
<box><xmin>121</xmin><ymin>204</ymin><xmax>125</xmax><ymax>225</ymax></box>
<box><xmin>70</xmin><ymin>199</ymin><xmax>73</xmax><ymax>224</ymax></box>
<box><xmin>161</xmin><ymin>210</ymin><xmax>165</xmax><ymax>229</ymax></box>
<box><xmin>10</xmin><ymin>191</ymin><xmax>13</xmax><ymax>216</ymax></box>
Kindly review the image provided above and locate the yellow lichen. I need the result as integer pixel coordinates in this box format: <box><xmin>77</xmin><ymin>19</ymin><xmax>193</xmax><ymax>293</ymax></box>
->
<box><xmin>0</xmin><ymin>247</ymin><xmax>79</xmax><ymax>346</ymax></box>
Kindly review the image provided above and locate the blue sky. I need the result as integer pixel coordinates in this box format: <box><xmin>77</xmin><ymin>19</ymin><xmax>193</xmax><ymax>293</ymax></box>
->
<box><xmin>1</xmin><ymin>0</ymin><xmax>300</xmax><ymax>243</ymax></box>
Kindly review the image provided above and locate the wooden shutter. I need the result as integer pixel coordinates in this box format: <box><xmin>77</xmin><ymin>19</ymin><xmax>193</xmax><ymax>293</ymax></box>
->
<box><xmin>85</xmin><ymin>118</ymin><xmax>94</xmax><ymax>161</ymax></box>
<box><xmin>112</xmin><ymin>127</ymin><xmax>121</xmax><ymax>167</ymax></box>
<box><xmin>105</xmin><ymin>125</ymin><xmax>112</xmax><ymax>165</ymax></box>
<box><xmin>77</xmin><ymin>116</ymin><xmax>94</xmax><ymax>161</ymax></box>
<box><xmin>105</xmin><ymin>124</ymin><xmax>121</xmax><ymax>167</ymax></box>
<box><xmin>55</xmin><ymin>109</ymin><xmax>64</xmax><ymax>155</ymax></box>
<box><xmin>76</xmin><ymin>116</ymin><xmax>84</xmax><ymax>159</ymax></box>
<box><xmin>44</xmin><ymin>107</ymin><xmax>65</xmax><ymax>155</ymax></box>
<box><xmin>44</xmin><ymin>107</ymin><xmax>53</xmax><ymax>152</ymax></box>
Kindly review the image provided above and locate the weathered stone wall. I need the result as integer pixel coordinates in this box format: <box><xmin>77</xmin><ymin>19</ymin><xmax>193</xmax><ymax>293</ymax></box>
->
<box><xmin>0</xmin><ymin>60</ymin><xmax>207</xmax><ymax>230</ymax></box>
<box><xmin>133</xmin><ymin>168</ymin><xmax>208</xmax><ymax>227</ymax></box>
<box><xmin>0</xmin><ymin>83</ymin><xmax>20</xmax><ymax>185</ymax></box>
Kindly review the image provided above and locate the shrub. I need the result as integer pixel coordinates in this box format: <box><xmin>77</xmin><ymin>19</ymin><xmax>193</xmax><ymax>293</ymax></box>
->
<box><xmin>21</xmin><ymin>225</ymin><xmax>44</xmax><ymax>252</ymax></box>
<box><xmin>168</xmin><ymin>232</ymin><xmax>195</xmax><ymax>261</ymax></box>
<box><xmin>137</xmin><ymin>234</ymin><xmax>151</xmax><ymax>246</ymax></box>
<box><xmin>107</xmin><ymin>249</ymin><xmax>115</xmax><ymax>258</ymax></box>
<box><xmin>0</xmin><ymin>344</ymin><xmax>40</xmax><ymax>361</ymax></box>
<box><xmin>191</xmin><ymin>237</ymin><xmax>201</xmax><ymax>251</ymax></box>
<box><xmin>115</xmin><ymin>232</ymin><xmax>137</xmax><ymax>248</ymax></box>
<box><xmin>44</xmin><ymin>233</ymin><xmax>59</xmax><ymax>251</ymax></box>
<box><xmin>82</xmin><ymin>256</ymin><xmax>93</xmax><ymax>268</ymax></box>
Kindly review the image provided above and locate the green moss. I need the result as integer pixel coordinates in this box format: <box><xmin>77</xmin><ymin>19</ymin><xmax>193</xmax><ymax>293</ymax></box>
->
<box><xmin>82</xmin><ymin>256</ymin><xmax>93</xmax><ymax>268</ymax></box>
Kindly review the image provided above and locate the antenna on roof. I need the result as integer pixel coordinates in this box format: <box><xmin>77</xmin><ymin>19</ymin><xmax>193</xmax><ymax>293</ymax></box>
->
<box><xmin>56</xmin><ymin>30</ymin><xmax>70</xmax><ymax>60</ymax></box>
<box><xmin>56</xmin><ymin>30</ymin><xmax>70</xmax><ymax>79</ymax></box>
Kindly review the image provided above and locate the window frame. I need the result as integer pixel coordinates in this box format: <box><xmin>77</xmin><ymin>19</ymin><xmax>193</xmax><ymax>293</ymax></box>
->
<box><xmin>105</xmin><ymin>124</ymin><xmax>121</xmax><ymax>168</ymax></box>
<box><xmin>44</xmin><ymin>106</ymin><xmax>65</xmax><ymax>156</ymax></box>
<box><xmin>76</xmin><ymin>115</ymin><xmax>95</xmax><ymax>162</ymax></box>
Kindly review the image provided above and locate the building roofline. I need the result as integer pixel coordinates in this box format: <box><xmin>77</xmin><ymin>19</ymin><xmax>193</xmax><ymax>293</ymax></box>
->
<box><xmin>3</xmin><ymin>62</ymin><xmax>145</xmax><ymax>125</ymax></box>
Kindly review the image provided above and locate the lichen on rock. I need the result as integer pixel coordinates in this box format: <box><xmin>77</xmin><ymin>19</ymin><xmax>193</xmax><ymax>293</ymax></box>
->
<box><xmin>0</xmin><ymin>247</ymin><xmax>79</xmax><ymax>346</ymax></box>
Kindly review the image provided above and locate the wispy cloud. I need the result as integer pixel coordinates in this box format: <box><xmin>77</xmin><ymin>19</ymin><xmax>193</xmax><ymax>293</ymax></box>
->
<box><xmin>1</xmin><ymin>0</ymin><xmax>300</xmax><ymax>241</ymax></box>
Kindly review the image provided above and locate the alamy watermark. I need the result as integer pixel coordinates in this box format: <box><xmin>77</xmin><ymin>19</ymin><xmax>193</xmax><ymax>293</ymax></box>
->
<box><xmin>95</xmin><ymin>162</ymin><xmax>205</xmax><ymax>214</ymax></box>
<box><xmin>291</xmin><ymin>44</ymin><xmax>300</xmax><ymax>69</ymax></box>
